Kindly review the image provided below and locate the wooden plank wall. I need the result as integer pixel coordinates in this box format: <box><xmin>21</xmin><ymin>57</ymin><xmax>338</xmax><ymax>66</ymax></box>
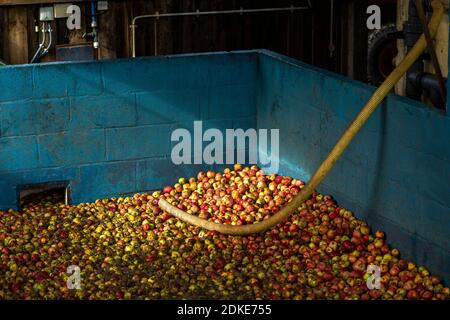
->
<box><xmin>0</xmin><ymin>0</ymin><xmax>369</xmax><ymax>80</ymax></box>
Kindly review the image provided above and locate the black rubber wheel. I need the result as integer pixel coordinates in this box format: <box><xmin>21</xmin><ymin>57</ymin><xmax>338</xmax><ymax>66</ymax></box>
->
<box><xmin>368</xmin><ymin>25</ymin><xmax>399</xmax><ymax>86</ymax></box>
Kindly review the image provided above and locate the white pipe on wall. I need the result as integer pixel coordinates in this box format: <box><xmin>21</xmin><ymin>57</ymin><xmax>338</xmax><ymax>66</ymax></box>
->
<box><xmin>130</xmin><ymin>5</ymin><xmax>312</xmax><ymax>57</ymax></box>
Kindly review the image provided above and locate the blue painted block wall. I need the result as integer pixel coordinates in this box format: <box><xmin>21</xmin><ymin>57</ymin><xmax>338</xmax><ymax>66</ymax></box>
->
<box><xmin>256</xmin><ymin>50</ymin><xmax>450</xmax><ymax>285</ymax></box>
<box><xmin>0</xmin><ymin>52</ymin><xmax>257</xmax><ymax>208</ymax></box>
<box><xmin>0</xmin><ymin>49</ymin><xmax>449</xmax><ymax>284</ymax></box>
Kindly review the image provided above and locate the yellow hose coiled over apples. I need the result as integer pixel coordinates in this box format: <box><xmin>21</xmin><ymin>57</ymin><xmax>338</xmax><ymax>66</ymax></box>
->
<box><xmin>159</xmin><ymin>0</ymin><xmax>444</xmax><ymax>235</ymax></box>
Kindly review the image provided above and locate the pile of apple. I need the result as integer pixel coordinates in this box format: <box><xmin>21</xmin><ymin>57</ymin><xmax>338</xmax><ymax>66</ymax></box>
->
<box><xmin>0</xmin><ymin>164</ymin><xmax>449</xmax><ymax>300</ymax></box>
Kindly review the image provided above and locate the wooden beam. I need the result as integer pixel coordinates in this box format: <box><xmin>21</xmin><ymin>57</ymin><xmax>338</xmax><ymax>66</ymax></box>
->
<box><xmin>0</xmin><ymin>0</ymin><xmax>87</xmax><ymax>5</ymax></box>
<box><xmin>7</xmin><ymin>6</ymin><xmax>28</xmax><ymax>64</ymax></box>
<box><xmin>98</xmin><ymin>0</ymin><xmax>117</xmax><ymax>59</ymax></box>
<box><xmin>0</xmin><ymin>7</ymin><xmax>9</xmax><ymax>63</ymax></box>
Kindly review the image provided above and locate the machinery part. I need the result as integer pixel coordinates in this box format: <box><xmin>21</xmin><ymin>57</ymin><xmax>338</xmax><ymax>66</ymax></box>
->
<box><xmin>91</xmin><ymin>1</ymin><xmax>99</xmax><ymax>49</ymax></box>
<box><xmin>414</xmin><ymin>0</ymin><xmax>446</xmax><ymax>108</ymax></box>
<box><xmin>328</xmin><ymin>0</ymin><xmax>335</xmax><ymax>58</ymax></box>
<box><xmin>408</xmin><ymin>71</ymin><xmax>447</xmax><ymax>108</ymax></box>
<box><xmin>367</xmin><ymin>24</ymin><xmax>401</xmax><ymax>86</ymax></box>
<box><xmin>405</xmin><ymin>0</ymin><xmax>426</xmax><ymax>100</ymax></box>
<box><xmin>158</xmin><ymin>0</ymin><xmax>444</xmax><ymax>235</ymax></box>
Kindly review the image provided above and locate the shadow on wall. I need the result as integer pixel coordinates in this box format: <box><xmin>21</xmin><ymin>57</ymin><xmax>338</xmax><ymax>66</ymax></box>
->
<box><xmin>256</xmin><ymin>50</ymin><xmax>450</xmax><ymax>285</ymax></box>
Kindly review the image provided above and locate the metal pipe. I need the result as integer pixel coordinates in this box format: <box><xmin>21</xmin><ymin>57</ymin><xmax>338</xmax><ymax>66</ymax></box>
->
<box><xmin>65</xmin><ymin>186</ymin><xmax>69</xmax><ymax>206</ymax></box>
<box><xmin>407</xmin><ymin>71</ymin><xmax>447</xmax><ymax>108</ymax></box>
<box><xmin>91</xmin><ymin>1</ymin><xmax>99</xmax><ymax>49</ymax></box>
<box><xmin>130</xmin><ymin>6</ymin><xmax>311</xmax><ymax>57</ymax></box>
<box><xmin>91</xmin><ymin>1</ymin><xmax>96</xmax><ymax>24</ymax></box>
<box><xmin>40</xmin><ymin>23</ymin><xmax>53</xmax><ymax>57</ymax></box>
<box><xmin>30</xmin><ymin>22</ymin><xmax>47</xmax><ymax>64</ymax></box>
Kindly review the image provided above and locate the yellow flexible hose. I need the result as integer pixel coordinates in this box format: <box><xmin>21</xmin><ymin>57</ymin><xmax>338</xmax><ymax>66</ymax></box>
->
<box><xmin>159</xmin><ymin>0</ymin><xmax>444</xmax><ymax>235</ymax></box>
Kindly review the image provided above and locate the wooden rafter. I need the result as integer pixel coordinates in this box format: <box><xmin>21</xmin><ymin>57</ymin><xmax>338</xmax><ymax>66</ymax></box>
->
<box><xmin>0</xmin><ymin>0</ymin><xmax>88</xmax><ymax>6</ymax></box>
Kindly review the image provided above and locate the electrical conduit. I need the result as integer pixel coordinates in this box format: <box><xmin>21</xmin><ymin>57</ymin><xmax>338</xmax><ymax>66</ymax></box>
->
<box><xmin>30</xmin><ymin>22</ymin><xmax>47</xmax><ymax>64</ymax></box>
<box><xmin>158</xmin><ymin>0</ymin><xmax>444</xmax><ymax>235</ymax></box>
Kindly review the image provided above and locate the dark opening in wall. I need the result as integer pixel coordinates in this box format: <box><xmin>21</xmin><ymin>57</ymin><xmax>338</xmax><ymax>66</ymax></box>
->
<box><xmin>17</xmin><ymin>181</ymin><xmax>71</xmax><ymax>210</ymax></box>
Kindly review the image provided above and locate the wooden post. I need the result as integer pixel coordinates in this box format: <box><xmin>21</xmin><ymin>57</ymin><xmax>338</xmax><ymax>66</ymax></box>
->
<box><xmin>98</xmin><ymin>1</ymin><xmax>117</xmax><ymax>59</ymax></box>
<box><xmin>352</xmin><ymin>0</ymin><xmax>369</xmax><ymax>82</ymax></box>
<box><xmin>157</xmin><ymin>0</ymin><xmax>175</xmax><ymax>55</ymax></box>
<box><xmin>0</xmin><ymin>7</ymin><xmax>9</xmax><ymax>63</ymax></box>
<box><xmin>7</xmin><ymin>6</ymin><xmax>28</xmax><ymax>64</ymax></box>
<box><xmin>122</xmin><ymin>1</ymin><xmax>131</xmax><ymax>57</ymax></box>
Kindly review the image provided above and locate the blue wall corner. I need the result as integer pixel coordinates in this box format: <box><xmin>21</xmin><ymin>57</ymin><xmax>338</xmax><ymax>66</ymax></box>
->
<box><xmin>256</xmin><ymin>51</ymin><xmax>450</xmax><ymax>285</ymax></box>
